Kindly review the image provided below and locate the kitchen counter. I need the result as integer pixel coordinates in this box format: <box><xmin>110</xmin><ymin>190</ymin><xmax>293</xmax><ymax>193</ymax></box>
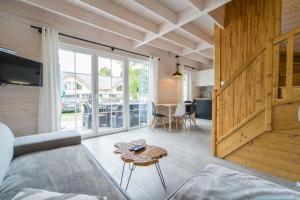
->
<box><xmin>194</xmin><ymin>98</ymin><xmax>212</xmax><ymax>120</ymax></box>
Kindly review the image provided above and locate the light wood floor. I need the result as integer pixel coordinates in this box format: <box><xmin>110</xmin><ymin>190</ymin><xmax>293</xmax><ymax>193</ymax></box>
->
<box><xmin>83</xmin><ymin>119</ymin><xmax>298</xmax><ymax>200</ymax></box>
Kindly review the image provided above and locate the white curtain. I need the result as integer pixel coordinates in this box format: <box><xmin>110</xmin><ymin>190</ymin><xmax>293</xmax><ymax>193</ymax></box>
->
<box><xmin>180</xmin><ymin>64</ymin><xmax>185</xmax><ymax>102</ymax></box>
<box><xmin>150</xmin><ymin>57</ymin><xmax>159</xmax><ymax>104</ymax></box>
<box><xmin>149</xmin><ymin>57</ymin><xmax>159</xmax><ymax>120</ymax></box>
<box><xmin>37</xmin><ymin>28</ymin><xmax>61</xmax><ymax>133</ymax></box>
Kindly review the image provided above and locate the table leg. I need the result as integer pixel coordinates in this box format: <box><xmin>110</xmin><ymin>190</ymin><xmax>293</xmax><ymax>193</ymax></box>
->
<box><xmin>125</xmin><ymin>164</ymin><xmax>135</xmax><ymax>191</ymax></box>
<box><xmin>120</xmin><ymin>162</ymin><xmax>125</xmax><ymax>186</ymax></box>
<box><xmin>168</xmin><ymin>106</ymin><xmax>172</xmax><ymax>132</ymax></box>
<box><xmin>155</xmin><ymin>163</ymin><xmax>166</xmax><ymax>189</ymax></box>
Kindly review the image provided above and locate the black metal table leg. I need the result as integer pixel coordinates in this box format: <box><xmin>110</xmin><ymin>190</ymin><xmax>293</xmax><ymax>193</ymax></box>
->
<box><xmin>155</xmin><ymin>163</ymin><xmax>166</xmax><ymax>189</ymax></box>
<box><xmin>120</xmin><ymin>162</ymin><xmax>125</xmax><ymax>186</ymax></box>
<box><xmin>125</xmin><ymin>163</ymin><xmax>135</xmax><ymax>191</ymax></box>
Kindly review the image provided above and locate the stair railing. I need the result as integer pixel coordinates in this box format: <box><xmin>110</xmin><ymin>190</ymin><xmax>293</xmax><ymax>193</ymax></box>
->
<box><xmin>273</xmin><ymin>27</ymin><xmax>300</xmax><ymax>100</ymax></box>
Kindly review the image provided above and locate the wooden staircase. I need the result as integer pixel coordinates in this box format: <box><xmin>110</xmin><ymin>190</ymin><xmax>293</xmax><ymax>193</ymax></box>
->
<box><xmin>212</xmin><ymin>27</ymin><xmax>300</xmax><ymax>181</ymax></box>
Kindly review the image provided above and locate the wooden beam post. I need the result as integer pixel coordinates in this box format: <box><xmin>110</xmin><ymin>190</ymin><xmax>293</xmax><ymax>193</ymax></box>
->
<box><xmin>212</xmin><ymin>24</ymin><xmax>221</xmax><ymax>156</ymax></box>
<box><xmin>214</xmin><ymin>25</ymin><xmax>221</xmax><ymax>90</ymax></box>
<box><xmin>286</xmin><ymin>36</ymin><xmax>294</xmax><ymax>98</ymax></box>
<box><xmin>272</xmin><ymin>44</ymin><xmax>279</xmax><ymax>100</ymax></box>
<box><xmin>212</xmin><ymin>89</ymin><xmax>217</xmax><ymax>156</ymax></box>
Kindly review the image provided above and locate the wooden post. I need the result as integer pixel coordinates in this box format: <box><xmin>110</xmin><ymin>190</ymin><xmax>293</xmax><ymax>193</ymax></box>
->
<box><xmin>286</xmin><ymin>36</ymin><xmax>294</xmax><ymax>98</ymax></box>
<box><xmin>212</xmin><ymin>25</ymin><xmax>222</xmax><ymax>156</ymax></box>
<box><xmin>272</xmin><ymin>44</ymin><xmax>279</xmax><ymax>99</ymax></box>
<box><xmin>214</xmin><ymin>25</ymin><xmax>221</xmax><ymax>90</ymax></box>
<box><xmin>211</xmin><ymin>89</ymin><xmax>217</xmax><ymax>156</ymax></box>
<box><xmin>265</xmin><ymin>41</ymin><xmax>273</xmax><ymax>131</ymax></box>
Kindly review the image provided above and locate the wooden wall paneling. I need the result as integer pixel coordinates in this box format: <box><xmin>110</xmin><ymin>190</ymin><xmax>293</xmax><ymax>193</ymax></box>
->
<box><xmin>286</xmin><ymin>36</ymin><xmax>294</xmax><ymax>98</ymax></box>
<box><xmin>215</xmin><ymin>0</ymin><xmax>281</xmax><ymax>143</ymax></box>
<box><xmin>217</xmin><ymin>105</ymin><xmax>265</xmax><ymax>144</ymax></box>
<box><xmin>216</xmin><ymin>109</ymin><xmax>266</xmax><ymax>158</ymax></box>
<box><xmin>227</xmin><ymin>153</ymin><xmax>296</xmax><ymax>181</ymax></box>
<box><xmin>226</xmin><ymin>130</ymin><xmax>300</xmax><ymax>181</ymax></box>
<box><xmin>272</xmin><ymin>100</ymin><xmax>300</xmax><ymax>131</ymax></box>
<box><xmin>214</xmin><ymin>0</ymin><xmax>300</xmax><ymax>182</ymax></box>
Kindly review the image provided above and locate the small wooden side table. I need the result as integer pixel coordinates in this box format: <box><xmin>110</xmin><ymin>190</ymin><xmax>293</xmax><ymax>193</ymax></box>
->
<box><xmin>114</xmin><ymin>139</ymin><xmax>168</xmax><ymax>191</ymax></box>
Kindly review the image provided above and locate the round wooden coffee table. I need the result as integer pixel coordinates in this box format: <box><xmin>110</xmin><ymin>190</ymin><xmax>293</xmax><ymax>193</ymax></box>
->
<box><xmin>114</xmin><ymin>139</ymin><xmax>168</xmax><ymax>191</ymax></box>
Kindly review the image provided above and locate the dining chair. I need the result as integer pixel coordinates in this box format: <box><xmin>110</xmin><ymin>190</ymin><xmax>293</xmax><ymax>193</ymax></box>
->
<box><xmin>185</xmin><ymin>101</ymin><xmax>196</xmax><ymax>126</ymax></box>
<box><xmin>172</xmin><ymin>102</ymin><xmax>186</xmax><ymax>130</ymax></box>
<box><xmin>151</xmin><ymin>102</ymin><xmax>167</xmax><ymax>129</ymax></box>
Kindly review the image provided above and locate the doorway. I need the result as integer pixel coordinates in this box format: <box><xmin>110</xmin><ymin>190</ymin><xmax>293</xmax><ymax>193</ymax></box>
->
<box><xmin>58</xmin><ymin>45</ymin><xmax>150</xmax><ymax>137</ymax></box>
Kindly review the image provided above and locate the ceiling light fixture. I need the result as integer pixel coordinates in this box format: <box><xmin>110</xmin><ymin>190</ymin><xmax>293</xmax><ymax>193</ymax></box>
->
<box><xmin>172</xmin><ymin>55</ymin><xmax>182</xmax><ymax>78</ymax></box>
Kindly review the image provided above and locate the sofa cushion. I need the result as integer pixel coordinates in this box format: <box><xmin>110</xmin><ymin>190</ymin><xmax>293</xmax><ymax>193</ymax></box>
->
<box><xmin>12</xmin><ymin>188</ymin><xmax>107</xmax><ymax>200</ymax></box>
<box><xmin>168</xmin><ymin>164</ymin><xmax>300</xmax><ymax>200</ymax></box>
<box><xmin>0</xmin><ymin>145</ymin><xmax>129</xmax><ymax>200</ymax></box>
<box><xmin>0</xmin><ymin>122</ymin><xmax>14</xmax><ymax>186</ymax></box>
<box><xmin>14</xmin><ymin>130</ymin><xmax>81</xmax><ymax>157</ymax></box>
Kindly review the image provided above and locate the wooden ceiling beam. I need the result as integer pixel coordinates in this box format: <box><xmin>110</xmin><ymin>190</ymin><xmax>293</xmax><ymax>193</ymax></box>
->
<box><xmin>148</xmin><ymin>39</ymin><xmax>183</xmax><ymax>55</ymax></box>
<box><xmin>184</xmin><ymin>52</ymin><xmax>212</xmax><ymax>65</ymax></box>
<box><xmin>132</xmin><ymin>0</ymin><xmax>177</xmax><ymax>24</ymax></box>
<box><xmin>21</xmin><ymin>0</ymin><xmax>145</xmax><ymax>41</ymax></box>
<box><xmin>181</xmin><ymin>23</ymin><xmax>214</xmax><ymax>45</ymax></box>
<box><xmin>79</xmin><ymin>0</ymin><xmax>159</xmax><ymax>34</ymax></box>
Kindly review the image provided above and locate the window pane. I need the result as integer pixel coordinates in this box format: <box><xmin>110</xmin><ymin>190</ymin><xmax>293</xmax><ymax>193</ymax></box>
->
<box><xmin>98</xmin><ymin>57</ymin><xmax>111</xmax><ymax>77</ymax></box>
<box><xmin>129</xmin><ymin>60</ymin><xmax>149</xmax><ymax>128</ymax></box>
<box><xmin>59</xmin><ymin>48</ymin><xmax>92</xmax><ymax>136</ymax></box>
<box><xmin>59</xmin><ymin>50</ymin><xmax>74</xmax><ymax>73</ymax></box>
<box><xmin>75</xmin><ymin>53</ymin><xmax>92</xmax><ymax>135</ymax></box>
<box><xmin>112</xmin><ymin>60</ymin><xmax>123</xmax><ymax>77</ymax></box>
<box><xmin>76</xmin><ymin>52</ymin><xmax>91</xmax><ymax>74</ymax></box>
<box><xmin>98</xmin><ymin>56</ymin><xmax>124</xmax><ymax>132</ymax></box>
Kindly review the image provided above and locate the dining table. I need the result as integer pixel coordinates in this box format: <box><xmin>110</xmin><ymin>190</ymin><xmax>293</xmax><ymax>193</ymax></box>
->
<box><xmin>155</xmin><ymin>103</ymin><xmax>178</xmax><ymax>132</ymax></box>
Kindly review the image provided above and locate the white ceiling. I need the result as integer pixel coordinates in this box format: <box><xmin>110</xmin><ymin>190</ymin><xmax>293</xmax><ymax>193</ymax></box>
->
<box><xmin>21</xmin><ymin>0</ymin><xmax>231</xmax><ymax>66</ymax></box>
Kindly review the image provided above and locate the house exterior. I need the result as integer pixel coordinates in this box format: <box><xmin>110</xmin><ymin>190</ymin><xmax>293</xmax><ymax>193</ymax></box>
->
<box><xmin>61</xmin><ymin>72</ymin><xmax>123</xmax><ymax>103</ymax></box>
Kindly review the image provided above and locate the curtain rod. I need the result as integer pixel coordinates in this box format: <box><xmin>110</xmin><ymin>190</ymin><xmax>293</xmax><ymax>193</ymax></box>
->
<box><xmin>31</xmin><ymin>25</ymin><xmax>151</xmax><ymax>58</ymax></box>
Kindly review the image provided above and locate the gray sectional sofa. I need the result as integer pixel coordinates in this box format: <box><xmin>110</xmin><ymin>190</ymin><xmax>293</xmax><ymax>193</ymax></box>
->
<box><xmin>0</xmin><ymin>122</ymin><xmax>130</xmax><ymax>200</ymax></box>
<box><xmin>167</xmin><ymin>164</ymin><xmax>300</xmax><ymax>200</ymax></box>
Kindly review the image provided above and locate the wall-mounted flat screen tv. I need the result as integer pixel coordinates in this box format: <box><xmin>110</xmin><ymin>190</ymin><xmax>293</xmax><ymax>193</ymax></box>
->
<box><xmin>0</xmin><ymin>51</ymin><xmax>43</xmax><ymax>87</ymax></box>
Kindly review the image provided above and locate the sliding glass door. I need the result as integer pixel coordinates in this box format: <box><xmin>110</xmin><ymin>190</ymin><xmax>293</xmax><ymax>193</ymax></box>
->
<box><xmin>97</xmin><ymin>55</ymin><xmax>125</xmax><ymax>134</ymax></box>
<box><xmin>59</xmin><ymin>48</ymin><xmax>94</xmax><ymax>137</ymax></box>
<box><xmin>59</xmin><ymin>45</ymin><xmax>150</xmax><ymax>137</ymax></box>
<box><xmin>129</xmin><ymin>59</ymin><xmax>150</xmax><ymax>128</ymax></box>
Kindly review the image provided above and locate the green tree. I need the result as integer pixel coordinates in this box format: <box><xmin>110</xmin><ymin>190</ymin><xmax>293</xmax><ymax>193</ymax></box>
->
<box><xmin>129</xmin><ymin>67</ymin><xmax>139</xmax><ymax>100</ymax></box>
<box><xmin>99</xmin><ymin>67</ymin><xmax>111</xmax><ymax>76</ymax></box>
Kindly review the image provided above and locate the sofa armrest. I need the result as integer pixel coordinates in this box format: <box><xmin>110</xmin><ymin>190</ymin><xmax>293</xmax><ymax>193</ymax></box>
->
<box><xmin>14</xmin><ymin>130</ymin><xmax>81</xmax><ymax>158</ymax></box>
